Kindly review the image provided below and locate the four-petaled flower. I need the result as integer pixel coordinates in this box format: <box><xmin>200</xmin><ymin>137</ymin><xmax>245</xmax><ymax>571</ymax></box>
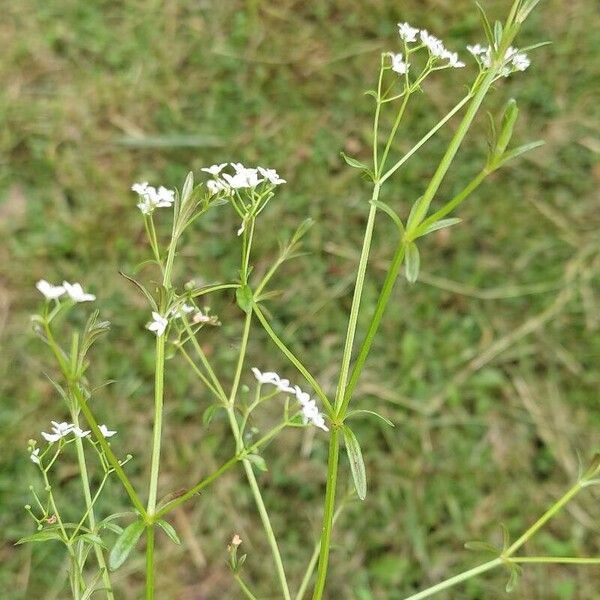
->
<box><xmin>63</xmin><ymin>281</ymin><xmax>96</xmax><ymax>302</ymax></box>
<box><xmin>388</xmin><ymin>52</ymin><xmax>409</xmax><ymax>75</ymax></box>
<box><xmin>41</xmin><ymin>421</ymin><xmax>74</xmax><ymax>443</ymax></box>
<box><xmin>36</xmin><ymin>280</ymin><xmax>66</xmax><ymax>300</ymax></box>
<box><xmin>98</xmin><ymin>424</ymin><xmax>117</xmax><ymax>438</ymax></box>
<box><xmin>30</xmin><ymin>448</ymin><xmax>41</xmax><ymax>464</ymax></box>
<box><xmin>132</xmin><ymin>182</ymin><xmax>176</xmax><ymax>215</ymax></box>
<box><xmin>147</xmin><ymin>312</ymin><xmax>169</xmax><ymax>336</ymax></box>
<box><xmin>398</xmin><ymin>22</ymin><xmax>419</xmax><ymax>43</ymax></box>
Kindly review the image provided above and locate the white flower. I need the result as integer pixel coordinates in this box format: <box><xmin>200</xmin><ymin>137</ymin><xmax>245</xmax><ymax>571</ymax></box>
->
<box><xmin>63</xmin><ymin>281</ymin><xmax>96</xmax><ymax>302</ymax></box>
<box><xmin>398</xmin><ymin>22</ymin><xmax>419</xmax><ymax>43</ymax></box>
<box><xmin>147</xmin><ymin>312</ymin><xmax>169</xmax><ymax>336</ymax></box>
<box><xmin>201</xmin><ymin>163</ymin><xmax>227</xmax><ymax>175</ymax></box>
<box><xmin>223</xmin><ymin>168</ymin><xmax>262</xmax><ymax>190</ymax></box>
<box><xmin>293</xmin><ymin>385</ymin><xmax>329</xmax><ymax>431</ymax></box>
<box><xmin>466</xmin><ymin>44</ymin><xmax>530</xmax><ymax>75</ymax></box>
<box><xmin>442</xmin><ymin>50</ymin><xmax>465</xmax><ymax>68</ymax></box>
<box><xmin>511</xmin><ymin>51</ymin><xmax>530</xmax><ymax>72</ymax></box>
<box><xmin>388</xmin><ymin>52</ymin><xmax>409</xmax><ymax>75</ymax></box>
<box><xmin>72</xmin><ymin>426</ymin><xmax>91</xmax><ymax>438</ymax></box>
<box><xmin>41</xmin><ymin>421</ymin><xmax>74</xmax><ymax>443</ymax></box>
<box><xmin>192</xmin><ymin>309</ymin><xmax>212</xmax><ymax>324</ymax></box>
<box><xmin>257</xmin><ymin>167</ymin><xmax>286</xmax><ymax>186</ymax></box>
<box><xmin>420</xmin><ymin>30</ymin><xmax>445</xmax><ymax>58</ymax></box>
<box><xmin>36</xmin><ymin>280</ymin><xmax>66</xmax><ymax>300</ymax></box>
<box><xmin>132</xmin><ymin>182</ymin><xmax>175</xmax><ymax>214</ymax></box>
<box><xmin>252</xmin><ymin>368</ymin><xmax>281</xmax><ymax>385</ymax></box>
<box><xmin>206</xmin><ymin>179</ymin><xmax>231</xmax><ymax>196</ymax></box>
<box><xmin>467</xmin><ymin>44</ymin><xmax>487</xmax><ymax>57</ymax></box>
<box><xmin>30</xmin><ymin>448</ymin><xmax>41</xmax><ymax>464</ymax></box>
<box><xmin>98</xmin><ymin>424</ymin><xmax>117</xmax><ymax>438</ymax></box>
<box><xmin>169</xmin><ymin>303</ymin><xmax>195</xmax><ymax>319</ymax></box>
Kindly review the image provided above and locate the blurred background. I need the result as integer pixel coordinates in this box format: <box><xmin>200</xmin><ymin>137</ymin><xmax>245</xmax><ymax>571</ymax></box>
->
<box><xmin>1</xmin><ymin>0</ymin><xmax>599</xmax><ymax>598</ymax></box>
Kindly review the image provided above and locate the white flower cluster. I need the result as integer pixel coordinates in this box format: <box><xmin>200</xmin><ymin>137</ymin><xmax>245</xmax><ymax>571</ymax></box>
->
<box><xmin>251</xmin><ymin>368</ymin><xmax>329</xmax><ymax>432</ymax></box>
<box><xmin>36</xmin><ymin>280</ymin><xmax>96</xmax><ymax>302</ymax></box>
<box><xmin>467</xmin><ymin>44</ymin><xmax>531</xmax><ymax>76</ymax></box>
<box><xmin>202</xmin><ymin>163</ymin><xmax>286</xmax><ymax>196</ymax></box>
<box><xmin>31</xmin><ymin>421</ymin><xmax>116</xmax><ymax>461</ymax></box>
<box><xmin>394</xmin><ymin>21</ymin><xmax>465</xmax><ymax>71</ymax></box>
<box><xmin>147</xmin><ymin>304</ymin><xmax>219</xmax><ymax>336</ymax></box>
<box><xmin>132</xmin><ymin>182</ymin><xmax>175</xmax><ymax>215</ymax></box>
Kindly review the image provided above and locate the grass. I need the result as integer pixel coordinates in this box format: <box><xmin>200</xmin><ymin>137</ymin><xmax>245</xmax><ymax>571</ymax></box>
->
<box><xmin>1</xmin><ymin>0</ymin><xmax>599</xmax><ymax>598</ymax></box>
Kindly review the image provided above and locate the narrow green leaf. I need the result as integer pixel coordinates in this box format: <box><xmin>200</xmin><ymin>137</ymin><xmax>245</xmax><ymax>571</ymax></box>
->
<box><xmin>505</xmin><ymin>563</ymin><xmax>521</xmax><ymax>593</ymax></box>
<box><xmin>119</xmin><ymin>272</ymin><xmax>158</xmax><ymax>311</ymax></box>
<box><xmin>419</xmin><ymin>218</ymin><xmax>462</xmax><ymax>237</ymax></box>
<box><xmin>80</xmin><ymin>569</ymin><xmax>105</xmax><ymax>600</ymax></box>
<box><xmin>517</xmin><ymin>0</ymin><xmax>543</xmax><ymax>23</ymax></box>
<box><xmin>346</xmin><ymin>409</ymin><xmax>394</xmax><ymax>427</ymax></box>
<box><xmin>343</xmin><ymin>425</ymin><xmax>367</xmax><ymax>500</ymax></box>
<box><xmin>108</xmin><ymin>519</ymin><xmax>145</xmax><ymax>571</ymax></box>
<box><xmin>493</xmin><ymin>21</ymin><xmax>503</xmax><ymax>49</ymax></box>
<box><xmin>406</xmin><ymin>196</ymin><xmax>425</xmax><ymax>232</ymax></box>
<box><xmin>202</xmin><ymin>404</ymin><xmax>226</xmax><ymax>426</ymax></box>
<box><xmin>16</xmin><ymin>530</ymin><xmax>64</xmax><ymax>545</ymax></box>
<box><xmin>246</xmin><ymin>454</ymin><xmax>268</xmax><ymax>472</ymax></box>
<box><xmin>157</xmin><ymin>520</ymin><xmax>181</xmax><ymax>545</ymax></box>
<box><xmin>499</xmin><ymin>140</ymin><xmax>544</xmax><ymax>166</ymax></box>
<box><xmin>501</xmin><ymin>523</ymin><xmax>511</xmax><ymax>551</ymax></box>
<box><xmin>404</xmin><ymin>242</ymin><xmax>420</xmax><ymax>284</ymax></box>
<box><xmin>496</xmin><ymin>99</ymin><xmax>519</xmax><ymax>156</ymax></box>
<box><xmin>99</xmin><ymin>522</ymin><xmax>123</xmax><ymax>535</ymax></box>
<box><xmin>181</xmin><ymin>171</ymin><xmax>194</xmax><ymax>205</ymax></box>
<box><xmin>464</xmin><ymin>541</ymin><xmax>500</xmax><ymax>554</ymax></box>
<box><xmin>79</xmin><ymin>533</ymin><xmax>107</xmax><ymax>549</ymax></box>
<box><xmin>340</xmin><ymin>151</ymin><xmax>368</xmax><ymax>171</ymax></box>
<box><xmin>370</xmin><ymin>200</ymin><xmax>403</xmax><ymax>232</ymax></box>
<box><xmin>475</xmin><ymin>2</ymin><xmax>494</xmax><ymax>48</ymax></box>
<box><xmin>235</xmin><ymin>285</ymin><xmax>254</xmax><ymax>314</ymax></box>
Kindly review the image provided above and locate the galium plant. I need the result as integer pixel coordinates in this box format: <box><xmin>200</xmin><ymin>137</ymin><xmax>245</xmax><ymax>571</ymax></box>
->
<box><xmin>20</xmin><ymin>1</ymin><xmax>600</xmax><ymax>598</ymax></box>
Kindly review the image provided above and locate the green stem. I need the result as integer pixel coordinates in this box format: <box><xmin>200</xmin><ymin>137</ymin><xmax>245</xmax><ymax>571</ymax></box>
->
<box><xmin>311</xmin><ymin>427</ymin><xmax>340</xmax><ymax>599</ymax></box>
<box><xmin>147</xmin><ymin>334</ymin><xmax>166</xmax><ymax>516</ymax></box>
<box><xmin>234</xmin><ymin>574</ymin><xmax>259</xmax><ymax>600</ymax></box>
<box><xmin>70</xmin><ymin>407</ymin><xmax>114</xmax><ymax>599</ymax></box>
<box><xmin>252</xmin><ymin>303</ymin><xmax>332</xmax><ymax>415</ymax></box>
<box><xmin>334</xmin><ymin>195</ymin><xmax>380</xmax><ymax>416</ymax></box>
<box><xmin>339</xmin><ymin>242</ymin><xmax>405</xmax><ymax>416</ymax></box>
<box><xmin>512</xmin><ymin>556</ymin><xmax>600</xmax><ymax>565</ymax></box>
<box><xmin>401</xmin><ymin>558</ymin><xmax>502</xmax><ymax>600</ymax></box>
<box><xmin>145</xmin><ymin>526</ymin><xmax>155</xmax><ymax>600</ymax></box>
<box><xmin>378</xmin><ymin>81</ymin><xmax>411</xmax><ymax>174</ymax></box>
<box><xmin>505</xmin><ymin>480</ymin><xmax>582</xmax><ymax>556</ymax></box>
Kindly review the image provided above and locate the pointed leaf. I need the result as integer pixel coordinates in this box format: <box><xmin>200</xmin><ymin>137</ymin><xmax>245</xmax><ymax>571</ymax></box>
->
<box><xmin>370</xmin><ymin>200</ymin><xmax>403</xmax><ymax>232</ymax></box>
<box><xmin>203</xmin><ymin>403</ymin><xmax>226</xmax><ymax>426</ymax></box>
<box><xmin>404</xmin><ymin>242</ymin><xmax>420</xmax><ymax>284</ymax></box>
<box><xmin>406</xmin><ymin>196</ymin><xmax>426</xmax><ymax>232</ymax></box>
<box><xmin>343</xmin><ymin>425</ymin><xmax>367</xmax><ymax>500</ymax></box>
<box><xmin>108</xmin><ymin>519</ymin><xmax>145</xmax><ymax>571</ymax></box>
<box><xmin>418</xmin><ymin>218</ymin><xmax>462</xmax><ymax>237</ymax></box>
<box><xmin>246</xmin><ymin>454</ymin><xmax>268</xmax><ymax>472</ymax></box>
<box><xmin>340</xmin><ymin>152</ymin><xmax>368</xmax><ymax>171</ymax></box>
<box><xmin>235</xmin><ymin>285</ymin><xmax>254</xmax><ymax>314</ymax></box>
<box><xmin>493</xmin><ymin>21</ymin><xmax>503</xmax><ymax>49</ymax></box>
<box><xmin>157</xmin><ymin>520</ymin><xmax>181</xmax><ymax>545</ymax></box>
<box><xmin>475</xmin><ymin>2</ymin><xmax>494</xmax><ymax>48</ymax></box>
<box><xmin>181</xmin><ymin>171</ymin><xmax>194</xmax><ymax>205</ymax></box>
<box><xmin>79</xmin><ymin>533</ymin><xmax>107</xmax><ymax>549</ymax></box>
<box><xmin>119</xmin><ymin>272</ymin><xmax>157</xmax><ymax>311</ymax></box>
<box><xmin>346</xmin><ymin>409</ymin><xmax>394</xmax><ymax>427</ymax></box>
<box><xmin>505</xmin><ymin>563</ymin><xmax>521</xmax><ymax>593</ymax></box>
<box><xmin>501</xmin><ymin>523</ymin><xmax>511</xmax><ymax>551</ymax></box>
<box><xmin>16</xmin><ymin>530</ymin><xmax>64</xmax><ymax>545</ymax></box>
<box><xmin>499</xmin><ymin>141</ymin><xmax>544</xmax><ymax>166</ymax></box>
<box><xmin>464</xmin><ymin>541</ymin><xmax>500</xmax><ymax>555</ymax></box>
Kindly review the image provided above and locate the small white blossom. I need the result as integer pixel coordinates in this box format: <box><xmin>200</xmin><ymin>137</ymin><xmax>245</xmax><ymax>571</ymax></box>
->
<box><xmin>63</xmin><ymin>281</ymin><xmax>96</xmax><ymax>302</ymax></box>
<box><xmin>398</xmin><ymin>22</ymin><xmax>419</xmax><ymax>43</ymax></box>
<box><xmin>147</xmin><ymin>311</ymin><xmax>169</xmax><ymax>336</ymax></box>
<box><xmin>223</xmin><ymin>168</ymin><xmax>262</xmax><ymax>190</ymax></box>
<box><xmin>442</xmin><ymin>50</ymin><xmax>465</xmax><ymax>68</ymax></box>
<box><xmin>98</xmin><ymin>424</ymin><xmax>117</xmax><ymax>438</ymax></box>
<box><xmin>132</xmin><ymin>182</ymin><xmax>175</xmax><ymax>214</ymax></box>
<box><xmin>511</xmin><ymin>51</ymin><xmax>530</xmax><ymax>72</ymax></box>
<box><xmin>467</xmin><ymin>44</ymin><xmax>530</xmax><ymax>76</ymax></box>
<box><xmin>294</xmin><ymin>387</ymin><xmax>329</xmax><ymax>432</ymax></box>
<box><xmin>467</xmin><ymin>44</ymin><xmax>487</xmax><ymax>57</ymax></box>
<box><xmin>206</xmin><ymin>179</ymin><xmax>231</xmax><ymax>196</ymax></box>
<box><xmin>420</xmin><ymin>30</ymin><xmax>445</xmax><ymax>57</ymax></box>
<box><xmin>30</xmin><ymin>448</ymin><xmax>41</xmax><ymax>464</ymax></box>
<box><xmin>169</xmin><ymin>303</ymin><xmax>195</xmax><ymax>319</ymax></box>
<box><xmin>36</xmin><ymin>280</ymin><xmax>66</xmax><ymax>300</ymax></box>
<box><xmin>72</xmin><ymin>426</ymin><xmax>91</xmax><ymax>438</ymax></box>
<box><xmin>41</xmin><ymin>421</ymin><xmax>74</xmax><ymax>443</ymax></box>
<box><xmin>388</xmin><ymin>52</ymin><xmax>409</xmax><ymax>75</ymax></box>
<box><xmin>201</xmin><ymin>163</ymin><xmax>228</xmax><ymax>175</ymax></box>
<box><xmin>252</xmin><ymin>368</ymin><xmax>281</xmax><ymax>385</ymax></box>
<box><xmin>257</xmin><ymin>167</ymin><xmax>286</xmax><ymax>186</ymax></box>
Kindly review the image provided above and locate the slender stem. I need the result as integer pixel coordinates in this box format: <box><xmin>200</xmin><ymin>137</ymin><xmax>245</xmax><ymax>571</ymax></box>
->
<box><xmin>147</xmin><ymin>334</ymin><xmax>166</xmax><ymax>516</ymax></box>
<box><xmin>178</xmin><ymin>343</ymin><xmax>223</xmax><ymax>401</ymax></box>
<box><xmin>378</xmin><ymin>81</ymin><xmax>411</xmax><ymax>174</ymax></box>
<box><xmin>70</xmin><ymin>407</ymin><xmax>114</xmax><ymax>599</ymax></box>
<box><xmin>145</xmin><ymin>526</ymin><xmax>155</xmax><ymax>600</ymax></box>
<box><xmin>512</xmin><ymin>556</ymin><xmax>600</xmax><ymax>565</ymax></box>
<box><xmin>234</xmin><ymin>574</ymin><xmax>259</xmax><ymax>600</ymax></box>
<box><xmin>401</xmin><ymin>558</ymin><xmax>502</xmax><ymax>600</ymax></box>
<box><xmin>339</xmin><ymin>242</ymin><xmax>405</xmax><ymax>416</ymax></box>
<box><xmin>252</xmin><ymin>304</ymin><xmax>332</xmax><ymax>415</ymax></box>
<box><xmin>334</xmin><ymin>195</ymin><xmax>380</xmax><ymax>416</ymax></box>
<box><xmin>505</xmin><ymin>480</ymin><xmax>582</xmax><ymax>556</ymax></box>
<box><xmin>380</xmin><ymin>95</ymin><xmax>471</xmax><ymax>184</ymax></box>
<box><xmin>311</xmin><ymin>427</ymin><xmax>340</xmax><ymax>599</ymax></box>
<box><xmin>372</xmin><ymin>60</ymin><xmax>384</xmax><ymax>172</ymax></box>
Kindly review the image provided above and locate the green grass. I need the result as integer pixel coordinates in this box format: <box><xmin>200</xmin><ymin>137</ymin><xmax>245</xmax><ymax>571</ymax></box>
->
<box><xmin>1</xmin><ymin>0</ymin><xmax>599</xmax><ymax>598</ymax></box>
